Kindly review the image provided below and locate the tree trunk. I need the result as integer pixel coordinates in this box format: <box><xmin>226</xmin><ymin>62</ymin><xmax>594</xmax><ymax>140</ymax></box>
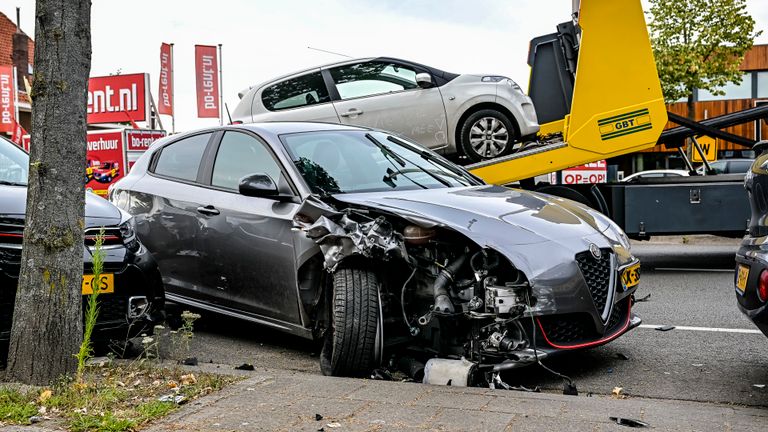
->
<box><xmin>6</xmin><ymin>0</ymin><xmax>91</xmax><ymax>385</ymax></box>
<box><xmin>686</xmin><ymin>93</ymin><xmax>695</xmax><ymax>120</ymax></box>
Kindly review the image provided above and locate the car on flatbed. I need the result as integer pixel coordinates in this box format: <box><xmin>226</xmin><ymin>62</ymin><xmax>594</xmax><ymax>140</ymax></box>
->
<box><xmin>232</xmin><ymin>57</ymin><xmax>539</xmax><ymax>162</ymax></box>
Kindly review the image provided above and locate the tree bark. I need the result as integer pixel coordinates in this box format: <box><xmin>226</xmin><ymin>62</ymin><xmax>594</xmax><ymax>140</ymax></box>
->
<box><xmin>686</xmin><ymin>93</ymin><xmax>695</xmax><ymax>120</ymax></box>
<box><xmin>6</xmin><ymin>0</ymin><xmax>91</xmax><ymax>385</ymax></box>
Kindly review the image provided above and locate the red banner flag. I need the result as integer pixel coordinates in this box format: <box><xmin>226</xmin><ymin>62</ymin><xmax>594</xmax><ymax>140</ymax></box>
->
<box><xmin>11</xmin><ymin>120</ymin><xmax>26</xmax><ymax>146</ymax></box>
<box><xmin>158</xmin><ymin>43</ymin><xmax>173</xmax><ymax>116</ymax></box>
<box><xmin>195</xmin><ymin>45</ymin><xmax>220</xmax><ymax>118</ymax></box>
<box><xmin>0</xmin><ymin>66</ymin><xmax>16</xmax><ymax>133</ymax></box>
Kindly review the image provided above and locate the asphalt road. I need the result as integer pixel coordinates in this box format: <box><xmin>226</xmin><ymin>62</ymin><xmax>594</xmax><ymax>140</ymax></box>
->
<box><xmin>176</xmin><ymin>242</ymin><xmax>768</xmax><ymax>408</ymax></box>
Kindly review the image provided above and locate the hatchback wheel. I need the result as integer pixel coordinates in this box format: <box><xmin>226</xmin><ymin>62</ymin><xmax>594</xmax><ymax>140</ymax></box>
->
<box><xmin>320</xmin><ymin>267</ymin><xmax>380</xmax><ymax>377</ymax></box>
<box><xmin>460</xmin><ymin>109</ymin><xmax>519</xmax><ymax>162</ymax></box>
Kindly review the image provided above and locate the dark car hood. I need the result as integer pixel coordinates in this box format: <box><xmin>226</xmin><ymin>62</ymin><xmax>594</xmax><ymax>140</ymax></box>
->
<box><xmin>0</xmin><ymin>185</ymin><xmax>121</xmax><ymax>225</ymax></box>
<box><xmin>333</xmin><ymin>185</ymin><xmax>612</xmax><ymax>245</ymax></box>
<box><xmin>332</xmin><ymin>185</ymin><xmax>628</xmax><ymax>284</ymax></box>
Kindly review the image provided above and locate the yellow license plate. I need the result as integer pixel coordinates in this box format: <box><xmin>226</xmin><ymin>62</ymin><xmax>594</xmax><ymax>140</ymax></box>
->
<box><xmin>82</xmin><ymin>273</ymin><xmax>114</xmax><ymax>295</ymax></box>
<box><xmin>736</xmin><ymin>265</ymin><xmax>749</xmax><ymax>293</ymax></box>
<box><xmin>621</xmin><ymin>263</ymin><xmax>641</xmax><ymax>289</ymax></box>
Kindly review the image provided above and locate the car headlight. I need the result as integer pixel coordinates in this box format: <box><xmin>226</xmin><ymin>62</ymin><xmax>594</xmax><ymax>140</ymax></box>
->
<box><xmin>604</xmin><ymin>220</ymin><xmax>631</xmax><ymax>250</ymax></box>
<box><xmin>118</xmin><ymin>216</ymin><xmax>140</xmax><ymax>252</ymax></box>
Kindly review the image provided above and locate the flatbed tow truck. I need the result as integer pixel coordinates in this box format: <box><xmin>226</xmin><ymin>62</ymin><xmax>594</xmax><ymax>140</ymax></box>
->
<box><xmin>466</xmin><ymin>0</ymin><xmax>768</xmax><ymax>239</ymax></box>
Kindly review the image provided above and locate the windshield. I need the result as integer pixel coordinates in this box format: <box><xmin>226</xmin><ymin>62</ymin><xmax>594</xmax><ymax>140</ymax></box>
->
<box><xmin>281</xmin><ymin>130</ymin><xmax>480</xmax><ymax>195</ymax></box>
<box><xmin>0</xmin><ymin>137</ymin><xmax>28</xmax><ymax>186</ymax></box>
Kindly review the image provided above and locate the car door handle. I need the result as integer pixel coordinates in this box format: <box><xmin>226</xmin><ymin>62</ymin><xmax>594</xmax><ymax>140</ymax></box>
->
<box><xmin>196</xmin><ymin>205</ymin><xmax>220</xmax><ymax>216</ymax></box>
<box><xmin>340</xmin><ymin>109</ymin><xmax>364</xmax><ymax>117</ymax></box>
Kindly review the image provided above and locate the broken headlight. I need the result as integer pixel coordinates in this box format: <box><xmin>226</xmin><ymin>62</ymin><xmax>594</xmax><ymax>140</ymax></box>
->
<box><xmin>119</xmin><ymin>216</ymin><xmax>140</xmax><ymax>253</ymax></box>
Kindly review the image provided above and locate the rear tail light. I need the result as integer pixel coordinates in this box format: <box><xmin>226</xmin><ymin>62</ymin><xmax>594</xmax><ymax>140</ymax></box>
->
<box><xmin>759</xmin><ymin>270</ymin><xmax>768</xmax><ymax>302</ymax></box>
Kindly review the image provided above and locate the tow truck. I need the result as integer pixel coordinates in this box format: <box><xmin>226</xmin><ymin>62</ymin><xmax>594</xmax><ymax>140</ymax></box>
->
<box><xmin>467</xmin><ymin>0</ymin><xmax>767</xmax><ymax>239</ymax></box>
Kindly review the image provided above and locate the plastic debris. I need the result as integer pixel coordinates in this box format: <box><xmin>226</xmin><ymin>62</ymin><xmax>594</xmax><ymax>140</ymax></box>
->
<box><xmin>753</xmin><ymin>384</ymin><xmax>766</xmax><ymax>389</ymax></box>
<box><xmin>29</xmin><ymin>416</ymin><xmax>43</xmax><ymax>424</ymax></box>
<box><xmin>609</xmin><ymin>417</ymin><xmax>649</xmax><ymax>428</ymax></box>
<box><xmin>612</xmin><ymin>387</ymin><xmax>624</xmax><ymax>397</ymax></box>
<box><xmin>235</xmin><ymin>363</ymin><xmax>255</xmax><ymax>371</ymax></box>
<box><xmin>157</xmin><ymin>394</ymin><xmax>187</xmax><ymax>404</ymax></box>
<box><xmin>370</xmin><ymin>369</ymin><xmax>393</xmax><ymax>381</ymax></box>
<box><xmin>326</xmin><ymin>423</ymin><xmax>341</xmax><ymax>428</ymax></box>
<box><xmin>38</xmin><ymin>389</ymin><xmax>52</xmax><ymax>403</ymax></box>
<box><xmin>181</xmin><ymin>357</ymin><xmax>198</xmax><ymax>366</ymax></box>
<box><xmin>563</xmin><ymin>382</ymin><xmax>578</xmax><ymax>396</ymax></box>
<box><xmin>655</xmin><ymin>325</ymin><xmax>675</xmax><ymax>331</ymax></box>
<box><xmin>315</xmin><ymin>414</ymin><xmax>323</xmax><ymax>421</ymax></box>
<box><xmin>634</xmin><ymin>293</ymin><xmax>651</xmax><ymax>302</ymax></box>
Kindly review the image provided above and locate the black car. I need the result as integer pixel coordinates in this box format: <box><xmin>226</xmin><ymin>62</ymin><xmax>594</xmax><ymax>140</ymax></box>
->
<box><xmin>735</xmin><ymin>145</ymin><xmax>768</xmax><ymax>336</ymax></box>
<box><xmin>0</xmin><ymin>137</ymin><xmax>165</xmax><ymax>358</ymax></box>
<box><xmin>110</xmin><ymin>122</ymin><xmax>640</xmax><ymax>384</ymax></box>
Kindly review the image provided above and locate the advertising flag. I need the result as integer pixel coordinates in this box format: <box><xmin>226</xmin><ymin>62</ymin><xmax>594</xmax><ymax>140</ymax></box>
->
<box><xmin>158</xmin><ymin>43</ymin><xmax>173</xmax><ymax>116</ymax></box>
<box><xmin>194</xmin><ymin>45</ymin><xmax>220</xmax><ymax>118</ymax></box>
<box><xmin>87</xmin><ymin>73</ymin><xmax>150</xmax><ymax>124</ymax></box>
<box><xmin>0</xmin><ymin>66</ymin><xmax>16</xmax><ymax>133</ymax></box>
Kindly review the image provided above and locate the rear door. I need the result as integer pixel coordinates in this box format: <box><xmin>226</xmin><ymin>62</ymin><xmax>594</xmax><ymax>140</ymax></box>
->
<box><xmin>198</xmin><ymin>130</ymin><xmax>302</xmax><ymax>324</ymax></box>
<box><xmin>252</xmin><ymin>70</ymin><xmax>340</xmax><ymax>123</ymax></box>
<box><xmin>327</xmin><ymin>60</ymin><xmax>448</xmax><ymax>149</ymax></box>
<box><xmin>133</xmin><ymin>132</ymin><xmax>215</xmax><ymax>302</ymax></box>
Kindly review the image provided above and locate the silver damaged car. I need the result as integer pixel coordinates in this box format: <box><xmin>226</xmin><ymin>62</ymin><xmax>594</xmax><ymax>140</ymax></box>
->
<box><xmin>232</xmin><ymin>57</ymin><xmax>540</xmax><ymax>162</ymax></box>
<box><xmin>110</xmin><ymin>122</ymin><xmax>640</xmax><ymax>386</ymax></box>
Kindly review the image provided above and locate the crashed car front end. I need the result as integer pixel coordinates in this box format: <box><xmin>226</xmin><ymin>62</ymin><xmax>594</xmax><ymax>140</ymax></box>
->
<box><xmin>294</xmin><ymin>185</ymin><xmax>641</xmax><ymax>385</ymax></box>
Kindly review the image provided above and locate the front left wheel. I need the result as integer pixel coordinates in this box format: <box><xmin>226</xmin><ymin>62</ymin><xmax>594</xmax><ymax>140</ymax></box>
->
<box><xmin>320</xmin><ymin>267</ymin><xmax>380</xmax><ymax>377</ymax></box>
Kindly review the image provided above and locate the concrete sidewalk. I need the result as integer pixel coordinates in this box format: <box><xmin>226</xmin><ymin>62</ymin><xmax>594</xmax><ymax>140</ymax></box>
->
<box><xmin>142</xmin><ymin>367</ymin><xmax>767</xmax><ymax>432</ymax></box>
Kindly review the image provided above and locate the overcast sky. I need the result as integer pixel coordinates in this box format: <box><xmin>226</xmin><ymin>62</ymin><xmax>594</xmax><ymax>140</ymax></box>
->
<box><xmin>2</xmin><ymin>0</ymin><xmax>767</xmax><ymax>132</ymax></box>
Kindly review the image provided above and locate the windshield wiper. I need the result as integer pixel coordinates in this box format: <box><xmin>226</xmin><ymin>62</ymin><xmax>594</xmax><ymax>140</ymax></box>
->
<box><xmin>386</xmin><ymin>135</ymin><xmax>477</xmax><ymax>184</ymax></box>
<box><xmin>366</xmin><ymin>133</ymin><xmax>406</xmax><ymax>167</ymax></box>
<box><xmin>0</xmin><ymin>180</ymin><xmax>26</xmax><ymax>186</ymax></box>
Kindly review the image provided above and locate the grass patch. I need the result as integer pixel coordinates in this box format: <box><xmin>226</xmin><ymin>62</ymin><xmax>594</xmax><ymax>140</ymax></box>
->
<box><xmin>0</xmin><ymin>364</ymin><xmax>238</xmax><ymax>431</ymax></box>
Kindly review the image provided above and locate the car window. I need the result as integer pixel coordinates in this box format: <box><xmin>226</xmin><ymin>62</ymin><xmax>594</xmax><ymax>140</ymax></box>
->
<box><xmin>0</xmin><ymin>137</ymin><xmax>28</xmax><ymax>185</ymax></box>
<box><xmin>729</xmin><ymin>160</ymin><xmax>753</xmax><ymax>173</ymax></box>
<box><xmin>153</xmin><ymin>133</ymin><xmax>211</xmax><ymax>181</ymax></box>
<box><xmin>212</xmin><ymin>131</ymin><xmax>282</xmax><ymax>191</ymax></box>
<box><xmin>640</xmin><ymin>173</ymin><xmax>664</xmax><ymax>178</ymax></box>
<box><xmin>330</xmin><ymin>61</ymin><xmax>419</xmax><ymax>100</ymax></box>
<box><xmin>261</xmin><ymin>72</ymin><xmax>330</xmax><ymax>111</ymax></box>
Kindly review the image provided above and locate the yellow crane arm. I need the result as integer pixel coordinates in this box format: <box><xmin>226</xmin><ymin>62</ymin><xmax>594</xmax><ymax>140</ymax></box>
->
<box><xmin>469</xmin><ymin>0</ymin><xmax>667</xmax><ymax>184</ymax></box>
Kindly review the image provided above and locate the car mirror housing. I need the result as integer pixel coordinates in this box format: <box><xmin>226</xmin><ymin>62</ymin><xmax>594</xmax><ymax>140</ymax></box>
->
<box><xmin>415</xmin><ymin>73</ymin><xmax>433</xmax><ymax>89</ymax></box>
<box><xmin>239</xmin><ymin>173</ymin><xmax>279</xmax><ymax>198</ymax></box>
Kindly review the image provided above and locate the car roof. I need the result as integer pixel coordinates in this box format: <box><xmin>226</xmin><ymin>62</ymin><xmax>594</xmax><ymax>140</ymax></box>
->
<box><xmin>237</xmin><ymin>56</ymin><xmax>458</xmax><ymax>98</ymax></box>
<box><xmin>232</xmin><ymin>121</ymin><xmax>371</xmax><ymax>136</ymax></box>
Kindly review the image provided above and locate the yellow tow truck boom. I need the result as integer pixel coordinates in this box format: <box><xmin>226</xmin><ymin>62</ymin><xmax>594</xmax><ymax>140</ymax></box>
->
<box><xmin>468</xmin><ymin>0</ymin><xmax>667</xmax><ymax>185</ymax></box>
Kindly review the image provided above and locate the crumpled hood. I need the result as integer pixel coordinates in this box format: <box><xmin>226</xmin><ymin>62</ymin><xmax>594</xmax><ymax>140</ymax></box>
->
<box><xmin>333</xmin><ymin>185</ymin><xmax>612</xmax><ymax>245</ymax></box>
<box><xmin>0</xmin><ymin>185</ymin><xmax>121</xmax><ymax>224</ymax></box>
<box><xmin>332</xmin><ymin>185</ymin><xmax>627</xmax><ymax>284</ymax></box>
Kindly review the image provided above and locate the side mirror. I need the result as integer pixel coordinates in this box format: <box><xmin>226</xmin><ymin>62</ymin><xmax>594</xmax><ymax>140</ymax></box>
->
<box><xmin>415</xmin><ymin>73</ymin><xmax>433</xmax><ymax>89</ymax></box>
<box><xmin>239</xmin><ymin>173</ymin><xmax>278</xmax><ymax>198</ymax></box>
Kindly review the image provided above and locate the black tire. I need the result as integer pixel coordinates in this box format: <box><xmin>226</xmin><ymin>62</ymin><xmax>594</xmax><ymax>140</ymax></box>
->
<box><xmin>460</xmin><ymin>109</ymin><xmax>519</xmax><ymax>163</ymax></box>
<box><xmin>320</xmin><ymin>267</ymin><xmax>380</xmax><ymax>377</ymax></box>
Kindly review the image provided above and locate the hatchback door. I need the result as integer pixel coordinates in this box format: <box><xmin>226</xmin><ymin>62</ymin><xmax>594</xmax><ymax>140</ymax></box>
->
<box><xmin>253</xmin><ymin>70</ymin><xmax>339</xmax><ymax>123</ymax></box>
<box><xmin>327</xmin><ymin>60</ymin><xmax>448</xmax><ymax>150</ymax></box>
<box><xmin>198</xmin><ymin>130</ymin><xmax>302</xmax><ymax>325</ymax></box>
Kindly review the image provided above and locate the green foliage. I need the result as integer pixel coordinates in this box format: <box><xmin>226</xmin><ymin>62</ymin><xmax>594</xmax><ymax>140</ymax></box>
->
<box><xmin>69</xmin><ymin>412</ymin><xmax>137</xmax><ymax>432</ymax></box>
<box><xmin>0</xmin><ymin>388</ymin><xmax>38</xmax><ymax>424</ymax></box>
<box><xmin>647</xmin><ymin>0</ymin><xmax>761</xmax><ymax>103</ymax></box>
<box><xmin>76</xmin><ymin>228</ymin><xmax>105</xmax><ymax>381</ymax></box>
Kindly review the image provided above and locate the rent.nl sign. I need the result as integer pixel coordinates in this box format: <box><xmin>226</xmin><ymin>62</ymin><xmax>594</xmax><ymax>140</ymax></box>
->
<box><xmin>86</xmin><ymin>73</ymin><xmax>150</xmax><ymax>124</ymax></box>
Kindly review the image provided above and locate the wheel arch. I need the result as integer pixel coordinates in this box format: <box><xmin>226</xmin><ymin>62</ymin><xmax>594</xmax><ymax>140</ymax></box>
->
<box><xmin>453</xmin><ymin>102</ymin><xmax>521</xmax><ymax>156</ymax></box>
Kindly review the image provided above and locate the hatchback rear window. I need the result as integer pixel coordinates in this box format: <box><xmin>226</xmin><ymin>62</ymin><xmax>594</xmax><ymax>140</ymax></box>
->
<box><xmin>153</xmin><ymin>133</ymin><xmax>212</xmax><ymax>181</ymax></box>
<box><xmin>262</xmin><ymin>72</ymin><xmax>330</xmax><ymax>111</ymax></box>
